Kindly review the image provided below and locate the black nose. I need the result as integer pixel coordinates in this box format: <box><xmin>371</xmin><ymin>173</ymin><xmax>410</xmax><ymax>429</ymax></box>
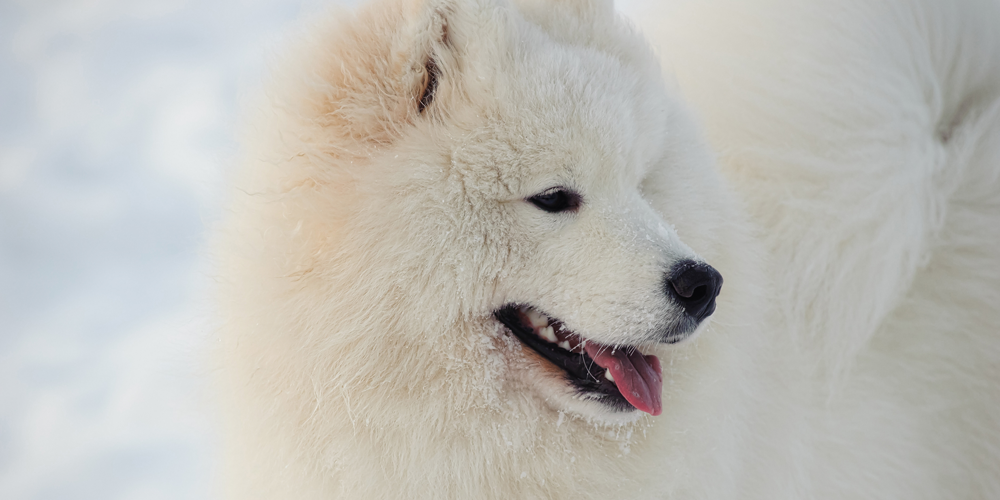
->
<box><xmin>666</xmin><ymin>261</ymin><xmax>723</xmax><ymax>322</ymax></box>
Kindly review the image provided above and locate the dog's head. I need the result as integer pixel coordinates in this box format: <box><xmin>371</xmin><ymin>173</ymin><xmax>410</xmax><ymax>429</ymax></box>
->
<box><xmin>225</xmin><ymin>0</ymin><xmax>738</xmax><ymax>428</ymax></box>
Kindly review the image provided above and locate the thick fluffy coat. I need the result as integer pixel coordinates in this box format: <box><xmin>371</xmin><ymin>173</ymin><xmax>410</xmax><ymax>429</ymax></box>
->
<box><xmin>214</xmin><ymin>0</ymin><xmax>1000</xmax><ymax>498</ymax></box>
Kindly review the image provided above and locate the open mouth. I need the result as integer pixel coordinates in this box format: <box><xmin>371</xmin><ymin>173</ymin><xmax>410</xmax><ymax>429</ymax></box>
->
<box><xmin>495</xmin><ymin>304</ymin><xmax>663</xmax><ymax>416</ymax></box>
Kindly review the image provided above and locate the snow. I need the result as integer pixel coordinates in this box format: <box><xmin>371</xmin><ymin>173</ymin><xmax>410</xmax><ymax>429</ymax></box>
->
<box><xmin>0</xmin><ymin>0</ymin><xmax>317</xmax><ymax>497</ymax></box>
<box><xmin>0</xmin><ymin>0</ymin><xmax>647</xmax><ymax>498</ymax></box>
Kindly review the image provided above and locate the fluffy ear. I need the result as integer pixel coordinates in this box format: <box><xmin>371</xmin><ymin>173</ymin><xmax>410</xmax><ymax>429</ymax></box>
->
<box><xmin>279</xmin><ymin>0</ymin><xmax>455</xmax><ymax>151</ymax></box>
<box><xmin>541</xmin><ymin>0</ymin><xmax>615</xmax><ymax>22</ymax></box>
<box><xmin>512</xmin><ymin>0</ymin><xmax>648</xmax><ymax>66</ymax></box>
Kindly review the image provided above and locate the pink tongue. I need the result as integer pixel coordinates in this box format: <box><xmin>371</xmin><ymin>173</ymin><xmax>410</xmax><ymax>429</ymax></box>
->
<box><xmin>583</xmin><ymin>343</ymin><xmax>663</xmax><ymax>416</ymax></box>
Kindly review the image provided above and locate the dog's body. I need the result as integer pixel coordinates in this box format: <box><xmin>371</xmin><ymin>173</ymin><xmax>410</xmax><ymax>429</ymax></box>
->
<box><xmin>214</xmin><ymin>0</ymin><xmax>1000</xmax><ymax>498</ymax></box>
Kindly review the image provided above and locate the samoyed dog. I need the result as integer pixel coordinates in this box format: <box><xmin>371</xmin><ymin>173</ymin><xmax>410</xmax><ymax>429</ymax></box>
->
<box><xmin>213</xmin><ymin>0</ymin><xmax>1000</xmax><ymax>498</ymax></box>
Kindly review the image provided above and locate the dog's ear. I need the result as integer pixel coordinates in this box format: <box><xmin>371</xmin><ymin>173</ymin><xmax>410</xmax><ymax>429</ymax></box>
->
<box><xmin>541</xmin><ymin>0</ymin><xmax>615</xmax><ymax>22</ymax></box>
<box><xmin>277</xmin><ymin>0</ymin><xmax>456</xmax><ymax>152</ymax></box>
<box><xmin>513</xmin><ymin>0</ymin><xmax>645</xmax><ymax>64</ymax></box>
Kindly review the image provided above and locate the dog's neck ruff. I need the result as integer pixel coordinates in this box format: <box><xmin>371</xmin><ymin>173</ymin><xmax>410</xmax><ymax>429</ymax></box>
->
<box><xmin>496</xmin><ymin>305</ymin><xmax>663</xmax><ymax>415</ymax></box>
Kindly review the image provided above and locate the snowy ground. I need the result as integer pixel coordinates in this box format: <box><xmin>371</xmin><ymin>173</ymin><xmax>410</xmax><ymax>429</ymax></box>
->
<box><xmin>0</xmin><ymin>0</ymin><xmax>645</xmax><ymax>498</ymax></box>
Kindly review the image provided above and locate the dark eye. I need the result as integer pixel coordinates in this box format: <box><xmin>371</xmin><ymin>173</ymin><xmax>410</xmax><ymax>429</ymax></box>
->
<box><xmin>527</xmin><ymin>188</ymin><xmax>582</xmax><ymax>213</ymax></box>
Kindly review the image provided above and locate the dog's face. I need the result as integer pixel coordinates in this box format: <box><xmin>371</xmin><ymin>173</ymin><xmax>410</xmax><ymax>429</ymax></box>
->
<box><xmin>432</xmin><ymin>49</ymin><xmax>724</xmax><ymax>420</ymax></box>
<box><xmin>239</xmin><ymin>0</ymin><xmax>730</xmax><ymax>425</ymax></box>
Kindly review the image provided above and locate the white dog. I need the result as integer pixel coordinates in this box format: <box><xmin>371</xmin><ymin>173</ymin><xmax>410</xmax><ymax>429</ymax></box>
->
<box><xmin>213</xmin><ymin>0</ymin><xmax>1000</xmax><ymax>498</ymax></box>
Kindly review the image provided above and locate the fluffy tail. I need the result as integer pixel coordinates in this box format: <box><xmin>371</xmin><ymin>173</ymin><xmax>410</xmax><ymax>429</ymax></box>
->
<box><xmin>637</xmin><ymin>0</ymin><xmax>1000</xmax><ymax>379</ymax></box>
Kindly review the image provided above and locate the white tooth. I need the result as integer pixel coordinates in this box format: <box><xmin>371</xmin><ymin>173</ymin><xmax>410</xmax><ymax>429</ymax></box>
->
<box><xmin>539</xmin><ymin>326</ymin><xmax>557</xmax><ymax>343</ymax></box>
<box><xmin>526</xmin><ymin>309</ymin><xmax>549</xmax><ymax>328</ymax></box>
<box><xmin>558</xmin><ymin>341</ymin><xmax>571</xmax><ymax>350</ymax></box>
<box><xmin>605</xmin><ymin>370</ymin><xmax>615</xmax><ymax>382</ymax></box>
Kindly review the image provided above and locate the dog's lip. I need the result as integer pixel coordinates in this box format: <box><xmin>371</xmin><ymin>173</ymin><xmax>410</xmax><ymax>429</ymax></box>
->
<box><xmin>494</xmin><ymin>304</ymin><xmax>663</xmax><ymax>415</ymax></box>
<box><xmin>495</xmin><ymin>305</ymin><xmax>600</xmax><ymax>381</ymax></box>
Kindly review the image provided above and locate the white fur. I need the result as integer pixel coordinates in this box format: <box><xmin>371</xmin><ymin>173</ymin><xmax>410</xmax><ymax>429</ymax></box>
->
<box><xmin>213</xmin><ymin>0</ymin><xmax>1000</xmax><ymax>498</ymax></box>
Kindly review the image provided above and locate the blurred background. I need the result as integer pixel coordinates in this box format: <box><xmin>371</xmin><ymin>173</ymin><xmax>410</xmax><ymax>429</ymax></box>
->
<box><xmin>0</xmin><ymin>0</ymin><xmax>645</xmax><ymax>498</ymax></box>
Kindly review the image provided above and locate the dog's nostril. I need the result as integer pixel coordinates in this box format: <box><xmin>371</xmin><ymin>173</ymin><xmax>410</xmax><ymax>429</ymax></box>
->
<box><xmin>685</xmin><ymin>285</ymin><xmax>707</xmax><ymax>302</ymax></box>
<box><xmin>666</xmin><ymin>261</ymin><xmax>723</xmax><ymax>322</ymax></box>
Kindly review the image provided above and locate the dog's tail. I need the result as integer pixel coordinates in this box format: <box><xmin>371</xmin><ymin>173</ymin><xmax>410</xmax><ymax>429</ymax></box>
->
<box><xmin>633</xmin><ymin>0</ymin><xmax>1000</xmax><ymax>378</ymax></box>
<box><xmin>634</xmin><ymin>0</ymin><xmax>1000</xmax><ymax>495</ymax></box>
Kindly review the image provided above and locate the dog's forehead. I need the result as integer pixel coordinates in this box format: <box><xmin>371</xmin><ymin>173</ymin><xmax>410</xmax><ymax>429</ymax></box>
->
<box><xmin>452</xmin><ymin>37</ymin><xmax>666</xmax><ymax>196</ymax></box>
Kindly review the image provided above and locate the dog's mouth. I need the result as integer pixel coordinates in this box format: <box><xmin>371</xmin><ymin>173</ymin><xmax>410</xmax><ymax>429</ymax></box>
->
<box><xmin>495</xmin><ymin>304</ymin><xmax>663</xmax><ymax>416</ymax></box>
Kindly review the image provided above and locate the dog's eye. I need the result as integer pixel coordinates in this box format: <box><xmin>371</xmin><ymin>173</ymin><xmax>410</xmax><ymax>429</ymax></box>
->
<box><xmin>527</xmin><ymin>188</ymin><xmax>581</xmax><ymax>213</ymax></box>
